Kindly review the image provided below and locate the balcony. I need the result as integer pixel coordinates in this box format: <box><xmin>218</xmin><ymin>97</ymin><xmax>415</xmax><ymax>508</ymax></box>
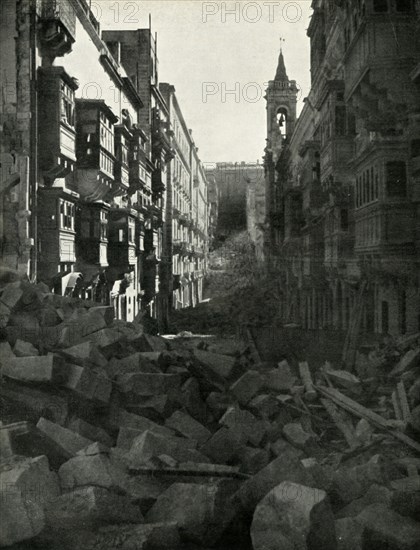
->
<box><xmin>37</xmin><ymin>186</ymin><xmax>79</xmax><ymax>281</ymax></box>
<box><xmin>114</xmin><ymin>126</ymin><xmax>131</xmax><ymax>193</ymax></box>
<box><xmin>173</xmin><ymin>241</ymin><xmax>189</xmax><ymax>256</ymax></box>
<box><xmin>354</xmin><ymin>202</ymin><xmax>415</xmax><ymax>256</ymax></box>
<box><xmin>344</xmin><ymin>12</ymin><xmax>417</xmax><ymax>101</ymax></box>
<box><xmin>107</xmin><ymin>209</ymin><xmax>137</xmax><ymax>268</ymax></box>
<box><xmin>38</xmin><ymin>67</ymin><xmax>78</xmax><ymax>181</ymax></box>
<box><xmin>151</xmin><ymin>108</ymin><xmax>173</xmax><ymax>156</ymax></box>
<box><xmin>75</xmin><ymin>99</ymin><xmax>118</xmax><ymax>202</ymax></box>
<box><xmin>40</xmin><ymin>0</ymin><xmax>76</xmax><ymax>57</ymax></box>
<box><xmin>76</xmin><ymin>202</ymin><xmax>109</xmax><ymax>268</ymax></box>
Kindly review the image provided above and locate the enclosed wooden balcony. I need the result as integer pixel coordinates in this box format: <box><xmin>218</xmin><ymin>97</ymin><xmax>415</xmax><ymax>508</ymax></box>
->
<box><xmin>38</xmin><ymin>67</ymin><xmax>78</xmax><ymax>182</ymax></box>
<box><xmin>75</xmin><ymin>99</ymin><xmax>118</xmax><ymax>202</ymax></box>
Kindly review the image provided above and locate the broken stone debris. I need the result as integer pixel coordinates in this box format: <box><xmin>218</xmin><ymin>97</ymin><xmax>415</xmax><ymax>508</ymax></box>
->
<box><xmin>0</xmin><ymin>279</ymin><xmax>419</xmax><ymax>548</ymax></box>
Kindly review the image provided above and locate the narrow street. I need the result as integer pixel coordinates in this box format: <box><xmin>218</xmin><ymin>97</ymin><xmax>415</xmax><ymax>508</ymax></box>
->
<box><xmin>1</xmin><ymin>0</ymin><xmax>420</xmax><ymax>549</ymax></box>
<box><xmin>1</xmin><ymin>240</ymin><xmax>419</xmax><ymax>549</ymax></box>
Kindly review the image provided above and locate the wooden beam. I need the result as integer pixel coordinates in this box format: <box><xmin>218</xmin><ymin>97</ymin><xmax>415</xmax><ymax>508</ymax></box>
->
<box><xmin>321</xmin><ymin>398</ymin><xmax>359</xmax><ymax>449</ymax></box>
<box><xmin>316</xmin><ymin>385</ymin><xmax>420</xmax><ymax>453</ymax></box>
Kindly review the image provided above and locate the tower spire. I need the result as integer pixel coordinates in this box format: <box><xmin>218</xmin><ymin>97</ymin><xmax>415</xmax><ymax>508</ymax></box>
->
<box><xmin>275</xmin><ymin>38</ymin><xmax>288</xmax><ymax>82</ymax></box>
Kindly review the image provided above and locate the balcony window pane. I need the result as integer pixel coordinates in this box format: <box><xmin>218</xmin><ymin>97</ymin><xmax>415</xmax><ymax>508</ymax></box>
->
<box><xmin>395</xmin><ymin>0</ymin><xmax>412</xmax><ymax>12</ymax></box>
<box><xmin>373</xmin><ymin>0</ymin><xmax>388</xmax><ymax>12</ymax></box>
<box><xmin>386</xmin><ymin>161</ymin><xmax>406</xmax><ymax>197</ymax></box>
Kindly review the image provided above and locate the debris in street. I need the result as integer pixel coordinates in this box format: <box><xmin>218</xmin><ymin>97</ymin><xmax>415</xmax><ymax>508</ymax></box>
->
<box><xmin>0</xmin><ymin>279</ymin><xmax>419</xmax><ymax>549</ymax></box>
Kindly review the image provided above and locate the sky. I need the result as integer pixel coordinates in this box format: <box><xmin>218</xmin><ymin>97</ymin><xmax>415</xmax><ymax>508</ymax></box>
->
<box><xmin>96</xmin><ymin>0</ymin><xmax>313</xmax><ymax>164</ymax></box>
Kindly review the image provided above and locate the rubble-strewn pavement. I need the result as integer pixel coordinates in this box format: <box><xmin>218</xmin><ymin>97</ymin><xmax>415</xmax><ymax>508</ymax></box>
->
<box><xmin>0</xmin><ymin>280</ymin><xmax>419</xmax><ymax>549</ymax></box>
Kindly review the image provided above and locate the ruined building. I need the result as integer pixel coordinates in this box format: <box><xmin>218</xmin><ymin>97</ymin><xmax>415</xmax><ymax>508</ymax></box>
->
<box><xmin>0</xmin><ymin>0</ymin><xmax>209</xmax><ymax>328</ymax></box>
<box><xmin>206</xmin><ymin>162</ymin><xmax>264</xmax><ymax>244</ymax></box>
<box><xmin>264</xmin><ymin>0</ymin><xmax>420</xmax><ymax>337</ymax></box>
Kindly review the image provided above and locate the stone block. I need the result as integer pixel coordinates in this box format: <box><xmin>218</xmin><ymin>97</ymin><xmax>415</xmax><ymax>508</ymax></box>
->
<box><xmin>251</xmin><ymin>482</ymin><xmax>336</xmax><ymax>550</ymax></box>
<box><xmin>0</xmin><ymin>301</ymin><xmax>11</xmax><ymax>327</ymax></box>
<box><xmin>111</xmin><ymin>410</ymin><xmax>174</xmax><ymax>439</ymax></box>
<box><xmin>230</xmin><ymin>370</ymin><xmax>264</xmax><ymax>405</ymax></box>
<box><xmin>234</xmin><ymin>450</ymin><xmax>314</xmax><ymax>513</ymax></box>
<box><xmin>38</xmin><ymin>305</ymin><xmax>62</xmax><ymax>327</ymax></box>
<box><xmin>0</xmin><ymin>383</ymin><xmax>68</xmax><ymax>425</ymax></box>
<box><xmin>81</xmin><ymin>327</ymin><xmax>127</xmax><ymax>358</ymax></box>
<box><xmin>59</xmin><ymin>341</ymin><xmax>108</xmax><ymax>369</ymax></box>
<box><xmin>263</xmin><ymin>361</ymin><xmax>295</xmax><ymax>391</ymax></box>
<box><xmin>219</xmin><ymin>405</ymin><xmax>261</xmax><ymax>445</ymax></box>
<box><xmin>336</xmin><ymin>484</ymin><xmax>392</xmax><ymax>518</ymax></box>
<box><xmin>126</xmin><ymin>394</ymin><xmax>170</xmax><ymax>419</ymax></box>
<box><xmin>271</xmin><ymin>436</ymin><xmax>305</xmax><ymax>458</ymax></box>
<box><xmin>357</xmin><ymin>503</ymin><xmax>420</xmax><ymax>550</ymax></box>
<box><xmin>2</xmin><ymin>353</ymin><xmax>66</xmax><ymax>384</ymax></box>
<box><xmin>239</xmin><ymin>446</ymin><xmax>270</xmax><ymax>474</ymax></box>
<box><xmin>146</xmin><ymin>481</ymin><xmax>237</xmax><ymax>545</ymax></box>
<box><xmin>68</xmin><ymin>418</ymin><xmax>113</xmax><ymax>448</ymax></box>
<box><xmin>117</xmin><ymin>425</ymin><xmax>174</xmax><ymax>450</ymax></box>
<box><xmin>107</xmin><ymin>352</ymin><xmax>160</xmax><ymax>378</ymax></box>
<box><xmin>135</xmin><ymin>333</ymin><xmax>168</xmax><ymax>352</ymax></box>
<box><xmin>116</xmin><ymin>372</ymin><xmax>181</xmax><ymax>396</ymax></box>
<box><xmin>331</xmin><ymin>454</ymin><xmax>392</xmax><ymax>505</ymax></box>
<box><xmin>58</xmin><ymin>310</ymin><xmax>108</xmax><ymax>347</ymax></box>
<box><xmin>128</xmin><ymin>430</ymin><xmax>208</xmax><ymax>468</ymax></box>
<box><xmin>67</xmin><ymin>522</ymin><xmax>180</xmax><ymax>550</ymax></box>
<box><xmin>88</xmin><ymin>306</ymin><xmax>115</xmax><ymax>325</ymax></box>
<box><xmin>0</xmin><ymin>455</ymin><xmax>60</xmax><ymax>547</ymax></box>
<box><xmin>336</xmin><ymin>517</ymin><xmax>364</xmax><ymax>550</ymax></box>
<box><xmin>45</xmin><ymin>486</ymin><xmax>143</xmax><ymax>530</ymax></box>
<box><xmin>193</xmin><ymin>349</ymin><xmax>238</xmax><ymax>380</ymax></box>
<box><xmin>165</xmin><ymin>410</ymin><xmax>211</xmax><ymax>445</ymax></box>
<box><xmin>181</xmin><ymin>377</ymin><xmax>207</xmax><ymax>423</ymax></box>
<box><xmin>36</xmin><ymin>417</ymin><xmax>93</xmax><ymax>459</ymax></box>
<box><xmin>248</xmin><ymin>393</ymin><xmax>281</xmax><ymax>418</ymax></box>
<box><xmin>392</xmin><ymin>490</ymin><xmax>420</xmax><ymax>521</ymax></box>
<box><xmin>206</xmin><ymin>391</ymin><xmax>234</xmax><ymax>420</ymax></box>
<box><xmin>63</xmin><ymin>364</ymin><xmax>112</xmax><ymax>404</ymax></box>
<box><xmin>283</xmin><ymin>422</ymin><xmax>316</xmax><ymax>450</ymax></box>
<box><xmin>199</xmin><ymin>427</ymin><xmax>242</xmax><ymax>464</ymax></box>
<box><xmin>59</xmin><ymin>453</ymin><xmax>125</xmax><ymax>492</ymax></box>
<box><xmin>0</xmin><ymin>340</ymin><xmax>14</xmax><ymax>362</ymax></box>
<box><xmin>0</xmin><ymin>281</ymin><xmax>24</xmax><ymax>310</ymax></box>
<box><xmin>13</xmin><ymin>338</ymin><xmax>39</xmax><ymax>357</ymax></box>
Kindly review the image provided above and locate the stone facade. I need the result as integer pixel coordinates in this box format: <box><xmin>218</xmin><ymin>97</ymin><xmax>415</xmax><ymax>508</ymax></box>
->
<box><xmin>206</xmin><ymin>162</ymin><xmax>264</xmax><ymax>244</ymax></box>
<box><xmin>263</xmin><ymin>0</ymin><xmax>420</xmax><ymax>338</ymax></box>
<box><xmin>0</xmin><ymin>0</ymin><xmax>209</xmax><ymax>328</ymax></box>
<box><xmin>159</xmin><ymin>84</ymin><xmax>208</xmax><ymax>311</ymax></box>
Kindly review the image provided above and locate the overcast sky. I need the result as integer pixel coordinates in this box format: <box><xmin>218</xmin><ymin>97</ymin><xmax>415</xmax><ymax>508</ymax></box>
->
<box><xmin>97</xmin><ymin>0</ymin><xmax>312</xmax><ymax>164</ymax></box>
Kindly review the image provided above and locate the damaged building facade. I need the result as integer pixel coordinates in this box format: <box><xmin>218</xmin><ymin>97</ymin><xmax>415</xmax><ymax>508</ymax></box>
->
<box><xmin>206</xmin><ymin>162</ymin><xmax>264</xmax><ymax>244</ymax></box>
<box><xmin>264</xmin><ymin>0</ymin><xmax>420</xmax><ymax>337</ymax></box>
<box><xmin>0</xmin><ymin>0</ymin><xmax>209</xmax><ymax>327</ymax></box>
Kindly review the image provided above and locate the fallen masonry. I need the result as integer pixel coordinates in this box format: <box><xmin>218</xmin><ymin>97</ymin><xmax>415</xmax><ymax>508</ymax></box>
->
<box><xmin>0</xmin><ymin>279</ymin><xmax>419</xmax><ymax>549</ymax></box>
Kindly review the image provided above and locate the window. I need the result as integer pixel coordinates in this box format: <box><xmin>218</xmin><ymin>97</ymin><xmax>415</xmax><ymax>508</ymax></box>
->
<box><xmin>410</xmin><ymin>139</ymin><xmax>420</xmax><ymax>158</ymax></box>
<box><xmin>395</xmin><ymin>0</ymin><xmax>412</xmax><ymax>12</ymax></box>
<box><xmin>59</xmin><ymin>199</ymin><xmax>74</xmax><ymax>230</ymax></box>
<box><xmin>100</xmin><ymin>211</ymin><xmax>108</xmax><ymax>240</ymax></box>
<box><xmin>386</xmin><ymin>161</ymin><xmax>406</xmax><ymax>197</ymax></box>
<box><xmin>60</xmin><ymin>81</ymin><xmax>75</xmax><ymax>127</ymax></box>
<box><xmin>118</xmin><ymin>229</ymin><xmax>124</xmax><ymax>242</ymax></box>
<box><xmin>100</xmin><ymin>112</ymin><xmax>114</xmax><ymax>153</ymax></box>
<box><xmin>373</xmin><ymin>0</ymin><xmax>388</xmax><ymax>11</ymax></box>
<box><xmin>128</xmin><ymin>220</ymin><xmax>135</xmax><ymax>244</ymax></box>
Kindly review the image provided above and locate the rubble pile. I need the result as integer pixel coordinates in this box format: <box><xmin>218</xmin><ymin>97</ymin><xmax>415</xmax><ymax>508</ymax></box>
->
<box><xmin>0</xmin><ymin>279</ymin><xmax>420</xmax><ymax>549</ymax></box>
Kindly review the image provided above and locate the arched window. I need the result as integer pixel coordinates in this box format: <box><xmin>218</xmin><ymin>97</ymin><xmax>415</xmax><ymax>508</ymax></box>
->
<box><xmin>276</xmin><ymin>107</ymin><xmax>288</xmax><ymax>138</ymax></box>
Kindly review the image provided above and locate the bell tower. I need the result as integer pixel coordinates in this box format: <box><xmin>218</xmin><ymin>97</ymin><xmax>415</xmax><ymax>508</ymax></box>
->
<box><xmin>265</xmin><ymin>45</ymin><xmax>298</xmax><ymax>163</ymax></box>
